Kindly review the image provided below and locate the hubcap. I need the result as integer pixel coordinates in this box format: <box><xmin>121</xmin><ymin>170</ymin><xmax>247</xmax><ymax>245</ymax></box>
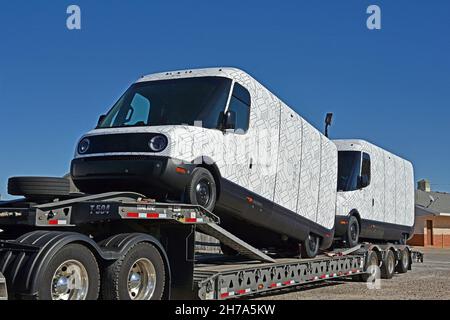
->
<box><xmin>195</xmin><ymin>179</ymin><xmax>211</xmax><ymax>207</ymax></box>
<box><xmin>51</xmin><ymin>260</ymin><xmax>89</xmax><ymax>300</ymax></box>
<box><xmin>402</xmin><ymin>251</ymin><xmax>409</xmax><ymax>267</ymax></box>
<box><xmin>127</xmin><ymin>258</ymin><xmax>157</xmax><ymax>300</ymax></box>
<box><xmin>388</xmin><ymin>255</ymin><xmax>395</xmax><ymax>273</ymax></box>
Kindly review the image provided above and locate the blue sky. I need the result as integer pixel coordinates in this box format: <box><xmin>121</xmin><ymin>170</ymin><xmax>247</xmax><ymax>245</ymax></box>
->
<box><xmin>0</xmin><ymin>0</ymin><xmax>449</xmax><ymax>199</ymax></box>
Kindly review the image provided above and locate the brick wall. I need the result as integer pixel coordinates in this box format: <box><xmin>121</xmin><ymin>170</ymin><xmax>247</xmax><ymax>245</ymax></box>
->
<box><xmin>407</xmin><ymin>215</ymin><xmax>450</xmax><ymax>248</ymax></box>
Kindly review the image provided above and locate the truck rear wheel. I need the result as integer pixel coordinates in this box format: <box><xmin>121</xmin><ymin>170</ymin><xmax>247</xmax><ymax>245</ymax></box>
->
<box><xmin>37</xmin><ymin>244</ymin><xmax>100</xmax><ymax>300</ymax></box>
<box><xmin>395</xmin><ymin>248</ymin><xmax>410</xmax><ymax>273</ymax></box>
<box><xmin>185</xmin><ymin>168</ymin><xmax>217</xmax><ymax>212</ymax></box>
<box><xmin>101</xmin><ymin>242</ymin><xmax>166</xmax><ymax>300</ymax></box>
<box><xmin>380</xmin><ymin>249</ymin><xmax>395</xmax><ymax>279</ymax></box>
<box><xmin>301</xmin><ymin>234</ymin><xmax>319</xmax><ymax>258</ymax></box>
<box><xmin>360</xmin><ymin>250</ymin><xmax>380</xmax><ymax>282</ymax></box>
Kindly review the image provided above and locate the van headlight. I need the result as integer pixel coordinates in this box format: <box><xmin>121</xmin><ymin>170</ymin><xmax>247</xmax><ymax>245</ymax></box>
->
<box><xmin>78</xmin><ymin>138</ymin><xmax>90</xmax><ymax>154</ymax></box>
<box><xmin>148</xmin><ymin>135</ymin><xmax>168</xmax><ymax>152</ymax></box>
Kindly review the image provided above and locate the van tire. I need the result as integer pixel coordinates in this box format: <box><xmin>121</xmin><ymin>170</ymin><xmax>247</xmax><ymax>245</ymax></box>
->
<box><xmin>344</xmin><ymin>216</ymin><xmax>360</xmax><ymax>248</ymax></box>
<box><xmin>185</xmin><ymin>168</ymin><xmax>217</xmax><ymax>212</ymax></box>
<box><xmin>301</xmin><ymin>234</ymin><xmax>320</xmax><ymax>259</ymax></box>
<box><xmin>8</xmin><ymin>177</ymin><xmax>70</xmax><ymax>199</ymax></box>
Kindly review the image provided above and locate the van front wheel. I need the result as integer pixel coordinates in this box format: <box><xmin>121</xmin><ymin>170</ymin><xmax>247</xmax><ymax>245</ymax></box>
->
<box><xmin>185</xmin><ymin>168</ymin><xmax>217</xmax><ymax>212</ymax></box>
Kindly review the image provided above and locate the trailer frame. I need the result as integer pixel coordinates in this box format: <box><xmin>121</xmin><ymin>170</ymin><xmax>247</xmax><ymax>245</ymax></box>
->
<box><xmin>0</xmin><ymin>192</ymin><xmax>421</xmax><ymax>300</ymax></box>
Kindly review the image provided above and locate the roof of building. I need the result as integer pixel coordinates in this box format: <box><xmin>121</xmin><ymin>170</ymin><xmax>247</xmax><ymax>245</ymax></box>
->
<box><xmin>416</xmin><ymin>189</ymin><xmax>450</xmax><ymax>215</ymax></box>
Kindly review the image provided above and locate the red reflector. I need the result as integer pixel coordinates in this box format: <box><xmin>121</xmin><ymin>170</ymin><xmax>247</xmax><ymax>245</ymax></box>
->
<box><xmin>246</xmin><ymin>196</ymin><xmax>254</xmax><ymax>204</ymax></box>
<box><xmin>220</xmin><ymin>293</ymin><xmax>229</xmax><ymax>298</ymax></box>
<box><xmin>48</xmin><ymin>220</ymin><xmax>58</xmax><ymax>225</ymax></box>
<box><xmin>283</xmin><ymin>281</ymin><xmax>292</xmax><ymax>285</ymax></box>
<box><xmin>127</xmin><ymin>212</ymin><xmax>139</xmax><ymax>218</ymax></box>
<box><xmin>147</xmin><ymin>213</ymin><xmax>159</xmax><ymax>218</ymax></box>
<box><xmin>237</xmin><ymin>289</ymin><xmax>246</xmax><ymax>295</ymax></box>
<box><xmin>320</xmin><ymin>275</ymin><xmax>327</xmax><ymax>279</ymax></box>
<box><xmin>185</xmin><ymin>218</ymin><xmax>197</xmax><ymax>223</ymax></box>
<box><xmin>269</xmin><ymin>283</ymin><xmax>277</xmax><ymax>288</ymax></box>
<box><xmin>176</xmin><ymin>167</ymin><xmax>187</xmax><ymax>174</ymax></box>
<box><xmin>340</xmin><ymin>220</ymin><xmax>349</xmax><ymax>225</ymax></box>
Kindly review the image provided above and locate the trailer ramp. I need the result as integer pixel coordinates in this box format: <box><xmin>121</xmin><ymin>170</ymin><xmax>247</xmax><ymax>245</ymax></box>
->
<box><xmin>197</xmin><ymin>223</ymin><xmax>275</xmax><ymax>263</ymax></box>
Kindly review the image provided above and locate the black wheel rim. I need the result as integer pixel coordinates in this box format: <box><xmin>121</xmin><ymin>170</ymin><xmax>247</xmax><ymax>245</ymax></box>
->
<box><xmin>350</xmin><ymin>223</ymin><xmax>358</xmax><ymax>242</ymax></box>
<box><xmin>195</xmin><ymin>179</ymin><xmax>211</xmax><ymax>207</ymax></box>
<box><xmin>308</xmin><ymin>235</ymin><xmax>317</xmax><ymax>253</ymax></box>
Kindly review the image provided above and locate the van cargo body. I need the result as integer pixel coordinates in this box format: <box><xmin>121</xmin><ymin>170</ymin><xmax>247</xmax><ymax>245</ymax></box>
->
<box><xmin>71</xmin><ymin>68</ymin><xmax>338</xmax><ymax>251</ymax></box>
<box><xmin>333</xmin><ymin>139</ymin><xmax>415</xmax><ymax>243</ymax></box>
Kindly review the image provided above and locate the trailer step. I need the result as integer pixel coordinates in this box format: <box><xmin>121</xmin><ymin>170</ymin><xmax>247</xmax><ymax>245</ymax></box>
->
<box><xmin>197</xmin><ymin>223</ymin><xmax>276</xmax><ymax>263</ymax></box>
<box><xmin>0</xmin><ymin>272</ymin><xmax>7</xmax><ymax>300</ymax></box>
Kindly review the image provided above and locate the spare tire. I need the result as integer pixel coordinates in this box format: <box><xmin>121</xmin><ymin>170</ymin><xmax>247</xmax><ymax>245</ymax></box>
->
<box><xmin>8</xmin><ymin>177</ymin><xmax>70</xmax><ymax>198</ymax></box>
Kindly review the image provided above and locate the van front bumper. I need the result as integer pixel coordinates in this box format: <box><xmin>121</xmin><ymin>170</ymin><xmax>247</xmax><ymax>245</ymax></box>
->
<box><xmin>70</xmin><ymin>155</ymin><xmax>195</xmax><ymax>196</ymax></box>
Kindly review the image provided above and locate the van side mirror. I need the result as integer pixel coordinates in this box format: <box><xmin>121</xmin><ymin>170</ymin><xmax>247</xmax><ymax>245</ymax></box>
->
<box><xmin>97</xmin><ymin>114</ymin><xmax>106</xmax><ymax>127</ymax></box>
<box><xmin>324</xmin><ymin>113</ymin><xmax>333</xmax><ymax>138</ymax></box>
<box><xmin>221</xmin><ymin>110</ymin><xmax>236</xmax><ymax>130</ymax></box>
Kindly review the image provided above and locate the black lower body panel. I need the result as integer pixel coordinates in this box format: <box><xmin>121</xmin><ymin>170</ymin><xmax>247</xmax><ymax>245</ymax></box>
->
<box><xmin>215</xmin><ymin>179</ymin><xmax>334</xmax><ymax>251</ymax></box>
<box><xmin>335</xmin><ymin>215</ymin><xmax>414</xmax><ymax>243</ymax></box>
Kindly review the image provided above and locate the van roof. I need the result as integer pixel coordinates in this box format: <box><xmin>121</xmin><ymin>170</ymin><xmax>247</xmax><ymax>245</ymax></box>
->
<box><xmin>137</xmin><ymin>67</ymin><xmax>250</xmax><ymax>83</ymax></box>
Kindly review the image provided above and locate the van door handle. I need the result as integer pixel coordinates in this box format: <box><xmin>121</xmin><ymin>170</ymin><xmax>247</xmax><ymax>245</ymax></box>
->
<box><xmin>249</xmin><ymin>158</ymin><xmax>253</xmax><ymax>169</ymax></box>
<box><xmin>372</xmin><ymin>198</ymin><xmax>375</xmax><ymax>207</ymax></box>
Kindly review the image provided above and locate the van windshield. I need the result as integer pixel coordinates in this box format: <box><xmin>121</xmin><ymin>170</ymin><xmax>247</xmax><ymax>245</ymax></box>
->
<box><xmin>98</xmin><ymin>77</ymin><xmax>232</xmax><ymax>129</ymax></box>
<box><xmin>337</xmin><ymin>151</ymin><xmax>361</xmax><ymax>192</ymax></box>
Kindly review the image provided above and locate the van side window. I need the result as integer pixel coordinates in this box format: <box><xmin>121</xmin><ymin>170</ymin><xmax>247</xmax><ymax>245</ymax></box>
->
<box><xmin>228</xmin><ymin>83</ymin><xmax>251</xmax><ymax>133</ymax></box>
<box><xmin>337</xmin><ymin>151</ymin><xmax>361</xmax><ymax>191</ymax></box>
<box><xmin>361</xmin><ymin>153</ymin><xmax>371</xmax><ymax>187</ymax></box>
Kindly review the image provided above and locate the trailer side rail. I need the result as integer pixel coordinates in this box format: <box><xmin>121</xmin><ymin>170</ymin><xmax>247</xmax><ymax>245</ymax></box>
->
<box><xmin>195</xmin><ymin>254</ymin><xmax>365</xmax><ymax>300</ymax></box>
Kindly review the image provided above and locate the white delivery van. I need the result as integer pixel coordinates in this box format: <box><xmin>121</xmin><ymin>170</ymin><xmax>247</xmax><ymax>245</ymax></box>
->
<box><xmin>70</xmin><ymin>67</ymin><xmax>338</xmax><ymax>257</ymax></box>
<box><xmin>332</xmin><ymin>139</ymin><xmax>415</xmax><ymax>247</ymax></box>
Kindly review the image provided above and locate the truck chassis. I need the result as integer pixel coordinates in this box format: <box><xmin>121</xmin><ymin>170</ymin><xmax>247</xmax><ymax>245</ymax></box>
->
<box><xmin>0</xmin><ymin>192</ymin><xmax>422</xmax><ymax>300</ymax></box>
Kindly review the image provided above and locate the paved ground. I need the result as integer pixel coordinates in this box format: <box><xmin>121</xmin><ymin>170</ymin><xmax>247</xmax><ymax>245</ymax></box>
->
<box><xmin>256</xmin><ymin>248</ymin><xmax>450</xmax><ymax>300</ymax></box>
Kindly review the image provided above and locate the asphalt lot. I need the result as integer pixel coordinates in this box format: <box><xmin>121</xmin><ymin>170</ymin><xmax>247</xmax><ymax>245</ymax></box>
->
<box><xmin>256</xmin><ymin>248</ymin><xmax>450</xmax><ymax>300</ymax></box>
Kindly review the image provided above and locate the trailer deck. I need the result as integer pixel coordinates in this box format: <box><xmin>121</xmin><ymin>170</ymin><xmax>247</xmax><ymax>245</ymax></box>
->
<box><xmin>0</xmin><ymin>192</ymin><xmax>422</xmax><ymax>300</ymax></box>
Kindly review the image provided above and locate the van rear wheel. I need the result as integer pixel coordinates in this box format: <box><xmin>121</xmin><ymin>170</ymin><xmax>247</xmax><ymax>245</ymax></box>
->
<box><xmin>185</xmin><ymin>168</ymin><xmax>217</xmax><ymax>212</ymax></box>
<box><xmin>344</xmin><ymin>216</ymin><xmax>360</xmax><ymax>248</ymax></box>
<box><xmin>301</xmin><ymin>234</ymin><xmax>319</xmax><ymax>258</ymax></box>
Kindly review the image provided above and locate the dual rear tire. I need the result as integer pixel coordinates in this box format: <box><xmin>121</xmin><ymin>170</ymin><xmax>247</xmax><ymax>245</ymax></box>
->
<box><xmin>32</xmin><ymin>242</ymin><xmax>166</xmax><ymax>300</ymax></box>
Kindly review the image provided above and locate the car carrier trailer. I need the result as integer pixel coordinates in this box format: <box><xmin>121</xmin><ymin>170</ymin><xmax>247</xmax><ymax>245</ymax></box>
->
<box><xmin>0</xmin><ymin>191</ymin><xmax>422</xmax><ymax>300</ymax></box>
